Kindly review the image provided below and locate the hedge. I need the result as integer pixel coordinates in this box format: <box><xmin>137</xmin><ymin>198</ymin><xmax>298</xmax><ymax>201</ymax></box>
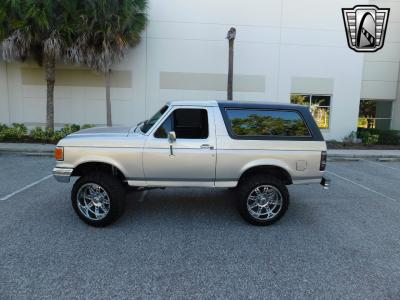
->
<box><xmin>357</xmin><ymin>128</ymin><xmax>400</xmax><ymax>145</ymax></box>
<box><xmin>0</xmin><ymin>123</ymin><xmax>94</xmax><ymax>144</ymax></box>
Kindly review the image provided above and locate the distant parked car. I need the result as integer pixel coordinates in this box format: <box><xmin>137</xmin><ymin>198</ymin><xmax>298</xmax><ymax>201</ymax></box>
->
<box><xmin>53</xmin><ymin>100</ymin><xmax>329</xmax><ymax>227</ymax></box>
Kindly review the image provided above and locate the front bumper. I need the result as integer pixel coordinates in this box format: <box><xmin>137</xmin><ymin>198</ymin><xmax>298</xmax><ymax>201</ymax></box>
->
<box><xmin>320</xmin><ymin>177</ymin><xmax>331</xmax><ymax>190</ymax></box>
<box><xmin>53</xmin><ymin>167</ymin><xmax>73</xmax><ymax>183</ymax></box>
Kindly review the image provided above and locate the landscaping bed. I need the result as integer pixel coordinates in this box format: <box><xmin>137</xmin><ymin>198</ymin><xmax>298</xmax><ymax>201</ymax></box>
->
<box><xmin>0</xmin><ymin>123</ymin><xmax>94</xmax><ymax>144</ymax></box>
<box><xmin>327</xmin><ymin>128</ymin><xmax>400</xmax><ymax>150</ymax></box>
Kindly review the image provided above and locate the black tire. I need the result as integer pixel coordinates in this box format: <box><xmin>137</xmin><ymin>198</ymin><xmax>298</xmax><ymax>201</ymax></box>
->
<box><xmin>237</xmin><ymin>174</ymin><xmax>289</xmax><ymax>226</ymax></box>
<box><xmin>71</xmin><ymin>172</ymin><xmax>126</xmax><ymax>227</ymax></box>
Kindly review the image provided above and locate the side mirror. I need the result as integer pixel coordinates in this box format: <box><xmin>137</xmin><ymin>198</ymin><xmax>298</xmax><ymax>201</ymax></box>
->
<box><xmin>168</xmin><ymin>131</ymin><xmax>176</xmax><ymax>143</ymax></box>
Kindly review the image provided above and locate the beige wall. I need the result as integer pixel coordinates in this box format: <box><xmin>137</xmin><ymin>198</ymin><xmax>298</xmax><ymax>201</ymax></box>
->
<box><xmin>362</xmin><ymin>1</ymin><xmax>400</xmax><ymax>101</ymax></box>
<box><xmin>393</xmin><ymin>63</ymin><xmax>400</xmax><ymax>130</ymax></box>
<box><xmin>1</xmin><ymin>62</ymin><xmax>143</xmax><ymax>127</ymax></box>
<box><xmin>361</xmin><ymin>0</ymin><xmax>400</xmax><ymax>129</ymax></box>
<box><xmin>1</xmin><ymin>0</ymin><xmax>398</xmax><ymax>140</ymax></box>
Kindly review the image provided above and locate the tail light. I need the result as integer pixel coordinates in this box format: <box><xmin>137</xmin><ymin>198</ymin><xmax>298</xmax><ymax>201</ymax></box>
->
<box><xmin>320</xmin><ymin>151</ymin><xmax>327</xmax><ymax>171</ymax></box>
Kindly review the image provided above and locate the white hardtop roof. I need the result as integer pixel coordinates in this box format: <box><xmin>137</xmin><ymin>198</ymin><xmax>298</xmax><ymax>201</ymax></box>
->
<box><xmin>167</xmin><ymin>100</ymin><xmax>219</xmax><ymax>107</ymax></box>
<box><xmin>167</xmin><ymin>100</ymin><xmax>299</xmax><ymax>108</ymax></box>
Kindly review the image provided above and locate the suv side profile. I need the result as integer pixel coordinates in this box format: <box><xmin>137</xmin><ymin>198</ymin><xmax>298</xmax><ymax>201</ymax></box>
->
<box><xmin>53</xmin><ymin>100</ymin><xmax>329</xmax><ymax>227</ymax></box>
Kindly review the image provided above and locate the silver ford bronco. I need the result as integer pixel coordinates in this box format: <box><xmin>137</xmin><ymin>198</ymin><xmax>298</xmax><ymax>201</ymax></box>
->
<box><xmin>53</xmin><ymin>100</ymin><xmax>329</xmax><ymax>227</ymax></box>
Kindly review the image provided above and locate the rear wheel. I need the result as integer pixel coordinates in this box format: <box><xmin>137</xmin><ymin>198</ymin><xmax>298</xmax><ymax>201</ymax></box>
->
<box><xmin>71</xmin><ymin>172</ymin><xmax>126</xmax><ymax>227</ymax></box>
<box><xmin>237</xmin><ymin>175</ymin><xmax>289</xmax><ymax>226</ymax></box>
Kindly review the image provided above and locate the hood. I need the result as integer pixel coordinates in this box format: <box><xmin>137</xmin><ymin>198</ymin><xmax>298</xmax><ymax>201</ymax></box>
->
<box><xmin>57</xmin><ymin>126</ymin><xmax>145</xmax><ymax>148</ymax></box>
<box><xmin>70</xmin><ymin>126</ymin><xmax>132</xmax><ymax>137</ymax></box>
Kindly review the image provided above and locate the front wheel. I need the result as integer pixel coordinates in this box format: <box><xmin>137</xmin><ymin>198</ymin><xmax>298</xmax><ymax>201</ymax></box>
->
<box><xmin>237</xmin><ymin>175</ymin><xmax>289</xmax><ymax>226</ymax></box>
<box><xmin>71</xmin><ymin>172</ymin><xmax>126</xmax><ymax>227</ymax></box>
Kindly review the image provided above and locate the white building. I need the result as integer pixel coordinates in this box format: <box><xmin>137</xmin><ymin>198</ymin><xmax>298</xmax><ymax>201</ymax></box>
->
<box><xmin>0</xmin><ymin>0</ymin><xmax>399</xmax><ymax>140</ymax></box>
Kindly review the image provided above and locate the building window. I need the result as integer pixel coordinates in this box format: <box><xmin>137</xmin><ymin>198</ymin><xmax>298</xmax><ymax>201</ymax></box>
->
<box><xmin>358</xmin><ymin>100</ymin><xmax>392</xmax><ymax>130</ymax></box>
<box><xmin>290</xmin><ymin>94</ymin><xmax>331</xmax><ymax>129</ymax></box>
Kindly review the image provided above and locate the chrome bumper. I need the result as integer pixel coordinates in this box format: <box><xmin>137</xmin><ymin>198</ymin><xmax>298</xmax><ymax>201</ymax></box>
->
<box><xmin>320</xmin><ymin>177</ymin><xmax>331</xmax><ymax>190</ymax></box>
<box><xmin>53</xmin><ymin>167</ymin><xmax>73</xmax><ymax>183</ymax></box>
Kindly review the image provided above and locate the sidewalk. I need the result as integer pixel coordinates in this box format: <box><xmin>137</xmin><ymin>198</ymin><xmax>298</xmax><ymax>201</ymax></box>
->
<box><xmin>1</xmin><ymin>142</ymin><xmax>400</xmax><ymax>159</ymax></box>
<box><xmin>0</xmin><ymin>143</ymin><xmax>55</xmax><ymax>155</ymax></box>
<box><xmin>328</xmin><ymin>149</ymin><xmax>400</xmax><ymax>159</ymax></box>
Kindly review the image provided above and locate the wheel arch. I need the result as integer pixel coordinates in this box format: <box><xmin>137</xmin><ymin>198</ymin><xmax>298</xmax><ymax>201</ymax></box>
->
<box><xmin>238</xmin><ymin>164</ymin><xmax>293</xmax><ymax>185</ymax></box>
<box><xmin>71</xmin><ymin>161</ymin><xmax>127</xmax><ymax>182</ymax></box>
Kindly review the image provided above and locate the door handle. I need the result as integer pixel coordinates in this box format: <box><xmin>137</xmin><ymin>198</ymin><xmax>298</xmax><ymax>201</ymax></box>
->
<box><xmin>200</xmin><ymin>144</ymin><xmax>214</xmax><ymax>149</ymax></box>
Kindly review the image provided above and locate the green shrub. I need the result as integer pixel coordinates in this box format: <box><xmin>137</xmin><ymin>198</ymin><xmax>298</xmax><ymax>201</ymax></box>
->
<box><xmin>357</xmin><ymin>128</ymin><xmax>400</xmax><ymax>145</ymax></box>
<box><xmin>377</xmin><ymin>130</ymin><xmax>400</xmax><ymax>145</ymax></box>
<box><xmin>30</xmin><ymin>127</ymin><xmax>54</xmax><ymax>143</ymax></box>
<box><xmin>51</xmin><ymin>130</ymin><xmax>66</xmax><ymax>143</ymax></box>
<box><xmin>0</xmin><ymin>123</ymin><xmax>8</xmax><ymax>133</ymax></box>
<box><xmin>81</xmin><ymin>124</ymin><xmax>94</xmax><ymax>130</ymax></box>
<box><xmin>0</xmin><ymin>123</ymin><xmax>28</xmax><ymax>141</ymax></box>
<box><xmin>0</xmin><ymin>123</ymin><xmax>96</xmax><ymax>143</ymax></box>
<box><xmin>60</xmin><ymin>124</ymin><xmax>80</xmax><ymax>136</ymax></box>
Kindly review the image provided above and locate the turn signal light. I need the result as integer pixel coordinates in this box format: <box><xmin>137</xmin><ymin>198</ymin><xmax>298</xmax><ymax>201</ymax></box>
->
<box><xmin>54</xmin><ymin>147</ymin><xmax>64</xmax><ymax>161</ymax></box>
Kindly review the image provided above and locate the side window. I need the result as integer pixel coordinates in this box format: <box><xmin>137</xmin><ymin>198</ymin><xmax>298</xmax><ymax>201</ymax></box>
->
<box><xmin>154</xmin><ymin>109</ymin><xmax>209</xmax><ymax>139</ymax></box>
<box><xmin>225</xmin><ymin>109</ymin><xmax>310</xmax><ymax>137</ymax></box>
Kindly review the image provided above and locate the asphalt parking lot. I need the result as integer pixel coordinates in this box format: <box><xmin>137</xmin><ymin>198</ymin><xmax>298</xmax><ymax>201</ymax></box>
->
<box><xmin>0</xmin><ymin>153</ymin><xmax>400</xmax><ymax>299</ymax></box>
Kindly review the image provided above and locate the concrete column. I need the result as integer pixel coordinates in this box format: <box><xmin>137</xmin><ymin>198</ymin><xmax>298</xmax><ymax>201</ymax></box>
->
<box><xmin>391</xmin><ymin>64</ymin><xmax>400</xmax><ymax>130</ymax></box>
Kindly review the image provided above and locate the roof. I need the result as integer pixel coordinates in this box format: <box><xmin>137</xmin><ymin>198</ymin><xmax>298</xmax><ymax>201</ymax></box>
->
<box><xmin>168</xmin><ymin>100</ymin><xmax>304</xmax><ymax>109</ymax></box>
<box><xmin>168</xmin><ymin>100</ymin><xmax>218</xmax><ymax>107</ymax></box>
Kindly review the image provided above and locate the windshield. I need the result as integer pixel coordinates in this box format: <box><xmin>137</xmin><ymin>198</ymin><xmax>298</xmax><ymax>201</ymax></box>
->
<box><xmin>140</xmin><ymin>105</ymin><xmax>169</xmax><ymax>133</ymax></box>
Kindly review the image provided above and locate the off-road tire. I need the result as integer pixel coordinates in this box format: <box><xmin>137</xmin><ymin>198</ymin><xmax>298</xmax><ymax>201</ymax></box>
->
<box><xmin>237</xmin><ymin>174</ymin><xmax>289</xmax><ymax>226</ymax></box>
<box><xmin>71</xmin><ymin>172</ymin><xmax>126</xmax><ymax>227</ymax></box>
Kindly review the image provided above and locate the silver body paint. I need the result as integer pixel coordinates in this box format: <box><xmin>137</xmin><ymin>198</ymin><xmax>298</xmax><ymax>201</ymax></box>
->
<box><xmin>53</xmin><ymin>101</ymin><xmax>326</xmax><ymax>187</ymax></box>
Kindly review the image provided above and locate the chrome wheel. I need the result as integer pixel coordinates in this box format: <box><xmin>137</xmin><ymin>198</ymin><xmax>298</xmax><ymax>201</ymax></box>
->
<box><xmin>76</xmin><ymin>183</ymin><xmax>110</xmax><ymax>221</ymax></box>
<box><xmin>247</xmin><ymin>185</ymin><xmax>283</xmax><ymax>221</ymax></box>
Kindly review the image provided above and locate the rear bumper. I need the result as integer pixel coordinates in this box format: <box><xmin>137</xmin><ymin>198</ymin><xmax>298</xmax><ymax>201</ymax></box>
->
<box><xmin>53</xmin><ymin>167</ymin><xmax>73</xmax><ymax>183</ymax></box>
<box><xmin>320</xmin><ymin>177</ymin><xmax>331</xmax><ymax>189</ymax></box>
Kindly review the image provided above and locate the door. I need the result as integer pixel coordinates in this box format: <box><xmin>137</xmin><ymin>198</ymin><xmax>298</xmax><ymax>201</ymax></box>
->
<box><xmin>143</xmin><ymin>107</ymin><xmax>216</xmax><ymax>186</ymax></box>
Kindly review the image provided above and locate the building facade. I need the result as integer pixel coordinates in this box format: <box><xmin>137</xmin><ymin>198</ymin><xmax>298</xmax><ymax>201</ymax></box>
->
<box><xmin>0</xmin><ymin>0</ymin><xmax>399</xmax><ymax>140</ymax></box>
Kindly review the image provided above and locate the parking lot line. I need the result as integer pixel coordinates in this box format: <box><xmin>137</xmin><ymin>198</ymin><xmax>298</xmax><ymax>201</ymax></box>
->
<box><xmin>0</xmin><ymin>175</ymin><xmax>53</xmax><ymax>201</ymax></box>
<box><xmin>326</xmin><ymin>170</ymin><xmax>398</xmax><ymax>202</ymax></box>
<box><xmin>361</xmin><ymin>159</ymin><xmax>400</xmax><ymax>171</ymax></box>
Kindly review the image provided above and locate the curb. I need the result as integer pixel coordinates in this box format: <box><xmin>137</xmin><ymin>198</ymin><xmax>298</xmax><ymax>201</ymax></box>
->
<box><xmin>0</xmin><ymin>150</ymin><xmax>54</xmax><ymax>157</ymax></box>
<box><xmin>0</xmin><ymin>149</ymin><xmax>53</xmax><ymax>153</ymax></box>
<box><xmin>328</xmin><ymin>155</ymin><xmax>400</xmax><ymax>161</ymax></box>
<box><xmin>0</xmin><ymin>145</ymin><xmax>55</xmax><ymax>156</ymax></box>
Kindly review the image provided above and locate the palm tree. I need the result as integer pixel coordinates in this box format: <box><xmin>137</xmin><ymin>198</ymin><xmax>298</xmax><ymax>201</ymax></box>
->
<box><xmin>75</xmin><ymin>0</ymin><xmax>148</xmax><ymax>127</ymax></box>
<box><xmin>1</xmin><ymin>0</ymin><xmax>83</xmax><ymax>131</ymax></box>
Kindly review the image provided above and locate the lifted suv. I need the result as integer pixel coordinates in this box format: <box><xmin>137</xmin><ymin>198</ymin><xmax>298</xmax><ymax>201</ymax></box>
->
<box><xmin>53</xmin><ymin>100</ymin><xmax>329</xmax><ymax>227</ymax></box>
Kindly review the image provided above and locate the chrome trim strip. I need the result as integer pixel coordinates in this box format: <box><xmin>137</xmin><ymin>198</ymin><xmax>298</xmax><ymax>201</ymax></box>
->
<box><xmin>126</xmin><ymin>177</ymin><xmax>237</xmax><ymax>182</ymax></box>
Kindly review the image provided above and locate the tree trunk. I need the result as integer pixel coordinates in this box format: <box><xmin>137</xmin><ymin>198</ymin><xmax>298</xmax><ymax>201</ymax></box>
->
<box><xmin>44</xmin><ymin>56</ymin><xmax>56</xmax><ymax>131</ymax></box>
<box><xmin>105</xmin><ymin>69</ymin><xmax>112</xmax><ymax>127</ymax></box>
<box><xmin>227</xmin><ymin>38</ymin><xmax>234</xmax><ymax>100</ymax></box>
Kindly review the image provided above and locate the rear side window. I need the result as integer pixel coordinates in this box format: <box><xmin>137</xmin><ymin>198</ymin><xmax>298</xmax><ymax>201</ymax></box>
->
<box><xmin>225</xmin><ymin>109</ymin><xmax>311</xmax><ymax>137</ymax></box>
